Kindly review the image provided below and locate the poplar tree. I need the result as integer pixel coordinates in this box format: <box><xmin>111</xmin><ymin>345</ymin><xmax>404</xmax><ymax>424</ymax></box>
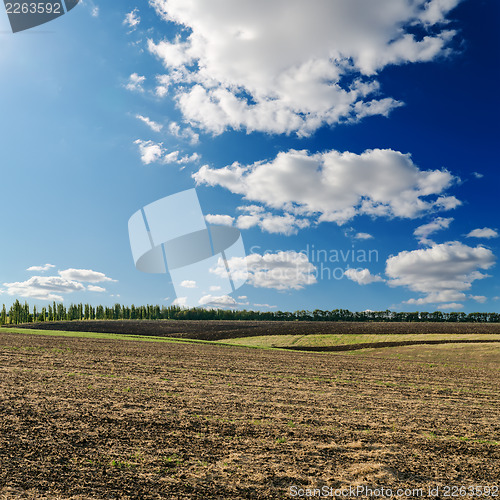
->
<box><xmin>0</xmin><ymin>305</ymin><xmax>6</xmax><ymax>325</ymax></box>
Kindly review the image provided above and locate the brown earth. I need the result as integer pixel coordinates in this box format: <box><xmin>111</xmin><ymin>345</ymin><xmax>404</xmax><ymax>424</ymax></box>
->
<box><xmin>0</xmin><ymin>331</ymin><xmax>499</xmax><ymax>499</ymax></box>
<box><xmin>8</xmin><ymin>319</ymin><xmax>500</xmax><ymax>341</ymax></box>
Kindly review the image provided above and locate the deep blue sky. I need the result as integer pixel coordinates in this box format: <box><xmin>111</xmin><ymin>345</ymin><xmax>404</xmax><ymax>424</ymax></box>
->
<box><xmin>0</xmin><ymin>0</ymin><xmax>498</xmax><ymax>313</ymax></box>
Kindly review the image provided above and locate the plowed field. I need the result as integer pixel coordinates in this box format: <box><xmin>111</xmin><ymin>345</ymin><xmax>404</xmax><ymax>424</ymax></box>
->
<box><xmin>0</xmin><ymin>330</ymin><xmax>498</xmax><ymax>499</ymax></box>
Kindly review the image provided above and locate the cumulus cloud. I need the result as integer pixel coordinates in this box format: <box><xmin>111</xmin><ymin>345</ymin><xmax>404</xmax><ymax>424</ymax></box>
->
<box><xmin>386</xmin><ymin>242</ymin><xmax>495</xmax><ymax>305</ymax></box>
<box><xmin>256</xmin><ymin>213</ymin><xmax>310</xmax><ymax>236</ymax></box>
<box><xmin>469</xmin><ymin>295</ymin><xmax>487</xmax><ymax>303</ymax></box>
<box><xmin>345</xmin><ymin>268</ymin><xmax>385</xmax><ymax>285</ymax></box>
<box><xmin>237</xmin><ymin>208</ymin><xmax>310</xmax><ymax>236</ymax></box>
<box><xmin>437</xmin><ymin>303</ymin><xmax>463</xmax><ymax>310</ymax></box>
<box><xmin>354</xmin><ymin>233</ymin><xmax>374</xmax><ymax>240</ymax></box>
<box><xmin>58</xmin><ymin>269</ymin><xmax>115</xmax><ymax>283</ymax></box>
<box><xmin>168</xmin><ymin>122</ymin><xmax>200</xmax><ymax>145</ymax></box>
<box><xmin>124</xmin><ymin>8</ymin><xmax>140</xmax><ymax>29</ymax></box>
<box><xmin>134</xmin><ymin>139</ymin><xmax>165</xmax><ymax>164</ymax></box>
<box><xmin>204</xmin><ymin>205</ymin><xmax>310</xmax><ymax>236</ymax></box>
<box><xmin>180</xmin><ymin>280</ymin><xmax>197</xmax><ymax>289</ymax></box>
<box><xmin>177</xmin><ymin>152</ymin><xmax>200</xmax><ymax>164</ymax></box>
<box><xmin>154</xmin><ymin>75</ymin><xmax>171</xmax><ymax>98</ymax></box>
<box><xmin>414</xmin><ymin>217</ymin><xmax>453</xmax><ymax>245</ymax></box>
<box><xmin>3</xmin><ymin>276</ymin><xmax>85</xmax><ymax>302</ymax></box>
<box><xmin>26</xmin><ymin>263</ymin><xmax>55</xmax><ymax>272</ymax></box>
<box><xmin>125</xmin><ymin>73</ymin><xmax>146</xmax><ymax>92</ymax></box>
<box><xmin>134</xmin><ymin>140</ymin><xmax>199</xmax><ymax>166</ymax></box>
<box><xmin>466</xmin><ymin>228</ymin><xmax>499</xmax><ymax>239</ymax></box>
<box><xmin>147</xmin><ymin>0</ymin><xmax>461</xmax><ymax>135</ymax></box>
<box><xmin>136</xmin><ymin>114</ymin><xmax>163</xmax><ymax>132</ymax></box>
<box><xmin>205</xmin><ymin>214</ymin><xmax>235</xmax><ymax>226</ymax></box>
<box><xmin>212</xmin><ymin>251</ymin><xmax>317</xmax><ymax>291</ymax></box>
<box><xmin>4</xmin><ymin>266</ymin><xmax>116</xmax><ymax>301</ymax></box>
<box><xmin>172</xmin><ymin>297</ymin><xmax>188</xmax><ymax>307</ymax></box>
<box><xmin>91</xmin><ymin>6</ymin><xmax>99</xmax><ymax>18</ymax></box>
<box><xmin>198</xmin><ymin>294</ymin><xmax>239</xmax><ymax>308</ymax></box>
<box><xmin>194</xmin><ymin>148</ymin><xmax>460</xmax><ymax>226</ymax></box>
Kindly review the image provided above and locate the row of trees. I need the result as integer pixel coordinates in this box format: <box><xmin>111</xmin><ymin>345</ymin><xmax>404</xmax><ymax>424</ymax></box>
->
<box><xmin>1</xmin><ymin>300</ymin><xmax>500</xmax><ymax>325</ymax></box>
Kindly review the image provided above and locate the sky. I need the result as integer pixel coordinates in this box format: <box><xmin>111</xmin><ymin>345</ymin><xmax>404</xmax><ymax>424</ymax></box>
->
<box><xmin>0</xmin><ymin>0</ymin><xmax>499</xmax><ymax>313</ymax></box>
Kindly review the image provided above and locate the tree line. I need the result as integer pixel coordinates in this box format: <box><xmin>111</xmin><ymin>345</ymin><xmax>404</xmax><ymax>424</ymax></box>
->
<box><xmin>1</xmin><ymin>300</ymin><xmax>499</xmax><ymax>325</ymax></box>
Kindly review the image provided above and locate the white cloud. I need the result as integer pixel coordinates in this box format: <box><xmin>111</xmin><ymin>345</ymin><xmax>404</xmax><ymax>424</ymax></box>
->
<box><xmin>259</xmin><ymin>213</ymin><xmax>310</xmax><ymax>236</ymax></box>
<box><xmin>386</xmin><ymin>242</ymin><xmax>495</xmax><ymax>305</ymax></box>
<box><xmin>212</xmin><ymin>251</ymin><xmax>316</xmax><ymax>291</ymax></box>
<box><xmin>437</xmin><ymin>303</ymin><xmax>463</xmax><ymax>310</ymax></box>
<box><xmin>163</xmin><ymin>151</ymin><xmax>180</xmax><ymax>163</ymax></box>
<box><xmin>168</xmin><ymin>122</ymin><xmax>200</xmax><ymax>145</ymax></box>
<box><xmin>466</xmin><ymin>228</ymin><xmax>499</xmax><ymax>239</ymax></box>
<box><xmin>235</xmin><ymin>214</ymin><xmax>260</xmax><ymax>230</ymax></box>
<box><xmin>469</xmin><ymin>295</ymin><xmax>487</xmax><ymax>303</ymax></box>
<box><xmin>58</xmin><ymin>269</ymin><xmax>115</xmax><ymax>283</ymax></box>
<box><xmin>198</xmin><ymin>294</ymin><xmax>238</xmax><ymax>308</ymax></box>
<box><xmin>345</xmin><ymin>268</ymin><xmax>385</xmax><ymax>285</ymax></box>
<box><xmin>194</xmin><ymin>148</ymin><xmax>460</xmax><ymax>226</ymax></box>
<box><xmin>26</xmin><ymin>263</ymin><xmax>55</xmax><ymax>272</ymax></box>
<box><xmin>233</xmin><ymin>205</ymin><xmax>310</xmax><ymax>235</ymax></box>
<box><xmin>125</xmin><ymin>73</ymin><xmax>146</xmax><ymax>92</ymax></box>
<box><xmin>177</xmin><ymin>152</ymin><xmax>200</xmax><ymax>164</ymax></box>
<box><xmin>180</xmin><ymin>280</ymin><xmax>197</xmax><ymax>289</ymax></box>
<box><xmin>205</xmin><ymin>214</ymin><xmax>235</xmax><ymax>226</ymax></box>
<box><xmin>148</xmin><ymin>0</ymin><xmax>460</xmax><ymax>135</ymax></box>
<box><xmin>172</xmin><ymin>297</ymin><xmax>188</xmax><ymax>307</ymax></box>
<box><xmin>472</xmin><ymin>172</ymin><xmax>484</xmax><ymax>179</ymax></box>
<box><xmin>155</xmin><ymin>75</ymin><xmax>171</xmax><ymax>97</ymax></box>
<box><xmin>3</xmin><ymin>276</ymin><xmax>85</xmax><ymax>302</ymax></box>
<box><xmin>136</xmin><ymin>114</ymin><xmax>163</xmax><ymax>132</ymax></box>
<box><xmin>414</xmin><ymin>217</ymin><xmax>453</xmax><ymax>245</ymax></box>
<box><xmin>210</xmin><ymin>286</ymin><xmax>222</xmax><ymax>292</ymax></box>
<box><xmin>354</xmin><ymin>233</ymin><xmax>373</xmax><ymax>240</ymax></box>
<box><xmin>253</xmin><ymin>303</ymin><xmax>277</xmax><ymax>309</ymax></box>
<box><xmin>404</xmin><ymin>290</ymin><xmax>466</xmax><ymax>305</ymax></box>
<box><xmin>124</xmin><ymin>8</ymin><xmax>140</xmax><ymax>29</ymax></box>
<box><xmin>134</xmin><ymin>139</ymin><xmax>199</xmax><ymax>166</ymax></box>
<box><xmin>237</xmin><ymin>205</ymin><xmax>265</xmax><ymax>214</ymax></box>
<box><xmin>91</xmin><ymin>6</ymin><xmax>99</xmax><ymax>17</ymax></box>
<box><xmin>134</xmin><ymin>139</ymin><xmax>165</xmax><ymax>164</ymax></box>
<box><xmin>5</xmin><ymin>266</ymin><xmax>117</xmax><ymax>301</ymax></box>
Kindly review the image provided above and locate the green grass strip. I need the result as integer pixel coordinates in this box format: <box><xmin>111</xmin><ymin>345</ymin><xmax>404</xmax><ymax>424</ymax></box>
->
<box><xmin>218</xmin><ymin>333</ymin><xmax>500</xmax><ymax>348</ymax></box>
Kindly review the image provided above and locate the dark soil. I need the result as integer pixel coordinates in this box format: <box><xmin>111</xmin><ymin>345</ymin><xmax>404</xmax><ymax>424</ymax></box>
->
<box><xmin>0</xmin><ymin>331</ymin><xmax>498</xmax><ymax>499</ymax></box>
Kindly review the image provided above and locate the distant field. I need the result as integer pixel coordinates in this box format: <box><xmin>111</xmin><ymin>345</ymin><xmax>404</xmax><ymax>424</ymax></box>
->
<box><xmin>4</xmin><ymin>325</ymin><xmax>500</xmax><ymax>353</ymax></box>
<box><xmin>7</xmin><ymin>319</ymin><xmax>500</xmax><ymax>342</ymax></box>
